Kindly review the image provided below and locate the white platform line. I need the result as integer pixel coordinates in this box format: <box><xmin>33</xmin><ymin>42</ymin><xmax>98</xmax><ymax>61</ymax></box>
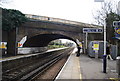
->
<box><xmin>79</xmin><ymin>59</ymin><xmax>82</xmax><ymax>81</ymax></box>
<box><xmin>55</xmin><ymin>53</ymin><xmax>72</xmax><ymax>80</ymax></box>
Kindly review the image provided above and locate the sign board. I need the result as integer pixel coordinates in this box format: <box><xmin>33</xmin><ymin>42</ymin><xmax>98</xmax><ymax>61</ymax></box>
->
<box><xmin>18</xmin><ymin>43</ymin><xmax>22</xmax><ymax>47</ymax></box>
<box><xmin>113</xmin><ymin>21</ymin><xmax>120</xmax><ymax>40</ymax></box>
<box><xmin>92</xmin><ymin>41</ymin><xmax>99</xmax><ymax>51</ymax></box>
<box><xmin>93</xmin><ymin>44</ymin><xmax>99</xmax><ymax>51</ymax></box>
<box><xmin>94</xmin><ymin>0</ymin><xmax>104</xmax><ymax>2</ymax></box>
<box><xmin>93</xmin><ymin>42</ymin><xmax>99</xmax><ymax>58</ymax></box>
<box><xmin>19</xmin><ymin>36</ymin><xmax>27</xmax><ymax>47</ymax></box>
<box><xmin>116</xmin><ymin>29</ymin><xmax>120</xmax><ymax>34</ymax></box>
<box><xmin>83</xmin><ymin>28</ymin><xmax>103</xmax><ymax>33</ymax></box>
<box><xmin>115</xmin><ymin>28</ymin><xmax>120</xmax><ymax>39</ymax></box>
<box><xmin>0</xmin><ymin>42</ymin><xmax>7</xmax><ymax>48</ymax></box>
<box><xmin>113</xmin><ymin>21</ymin><xmax>120</xmax><ymax>27</ymax></box>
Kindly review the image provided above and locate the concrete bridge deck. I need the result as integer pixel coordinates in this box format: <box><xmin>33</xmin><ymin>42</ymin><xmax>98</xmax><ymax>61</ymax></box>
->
<box><xmin>25</xmin><ymin>14</ymin><xmax>101</xmax><ymax>28</ymax></box>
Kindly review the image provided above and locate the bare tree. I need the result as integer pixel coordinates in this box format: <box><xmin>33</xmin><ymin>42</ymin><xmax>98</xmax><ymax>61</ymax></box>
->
<box><xmin>93</xmin><ymin>1</ymin><xmax>117</xmax><ymax>26</ymax></box>
<box><xmin>93</xmin><ymin>1</ymin><xmax>120</xmax><ymax>44</ymax></box>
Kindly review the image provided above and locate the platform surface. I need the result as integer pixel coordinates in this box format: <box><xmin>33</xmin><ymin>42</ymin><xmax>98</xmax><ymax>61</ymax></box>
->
<box><xmin>55</xmin><ymin>48</ymin><xmax>119</xmax><ymax>80</ymax></box>
<box><xmin>0</xmin><ymin>47</ymin><xmax>68</xmax><ymax>62</ymax></box>
<box><xmin>56</xmin><ymin>48</ymin><xmax>82</xmax><ymax>79</ymax></box>
<box><xmin>79</xmin><ymin>54</ymin><xmax>118</xmax><ymax>79</ymax></box>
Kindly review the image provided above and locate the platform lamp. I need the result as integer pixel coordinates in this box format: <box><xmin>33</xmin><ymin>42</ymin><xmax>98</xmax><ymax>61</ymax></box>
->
<box><xmin>94</xmin><ymin>0</ymin><xmax>107</xmax><ymax>73</ymax></box>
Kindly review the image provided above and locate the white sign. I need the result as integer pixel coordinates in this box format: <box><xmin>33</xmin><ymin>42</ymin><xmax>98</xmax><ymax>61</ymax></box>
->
<box><xmin>94</xmin><ymin>0</ymin><xmax>104</xmax><ymax>2</ymax></box>
<box><xmin>83</xmin><ymin>28</ymin><xmax>103</xmax><ymax>33</ymax></box>
<box><xmin>19</xmin><ymin>36</ymin><xmax>27</xmax><ymax>47</ymax></box>
<box><xmin>113</xmin><ymin>21</ymin><xmax>120</xmax><ymax>27</ymax></box>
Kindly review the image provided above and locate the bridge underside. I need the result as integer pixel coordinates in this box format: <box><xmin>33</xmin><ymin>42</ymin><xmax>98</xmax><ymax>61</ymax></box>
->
<box><xmin>23</xmin><ymin>34</ymin><xmax>77</xmax><ymax>47</ymax></box>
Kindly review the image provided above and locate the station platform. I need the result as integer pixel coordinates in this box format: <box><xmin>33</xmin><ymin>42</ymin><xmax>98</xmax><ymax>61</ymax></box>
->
<box><xmin>56</xmin><ymin>52</ymin><xmax>82</xmax><ymax>79</ymax></box>
<box><xmin>55</xmin><ymin>48</ymin><xmax>119</xmax><ymax>80</ymax></box>
<box><xmin>55</xmin><ymin>48</ymin><xmax>82</xmax><ymax>80</ymax></box>
<box><xmin>0</xmin><ymin>47</ymin><xmax>68</xmax><ymax>62</ymax></box>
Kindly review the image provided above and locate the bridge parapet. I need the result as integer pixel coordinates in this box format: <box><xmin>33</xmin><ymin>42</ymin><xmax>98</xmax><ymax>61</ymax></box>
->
<box><xmin>25</xmin><ymin>14</ymin><xmax>101</xmax><ymax>28</ymax></box>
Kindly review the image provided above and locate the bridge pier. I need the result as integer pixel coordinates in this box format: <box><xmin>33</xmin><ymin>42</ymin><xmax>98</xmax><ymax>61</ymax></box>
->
<box><xmin>7</xmin><ymin>28</ymin><xmax>17</xmax><ymax>56</ymax></box>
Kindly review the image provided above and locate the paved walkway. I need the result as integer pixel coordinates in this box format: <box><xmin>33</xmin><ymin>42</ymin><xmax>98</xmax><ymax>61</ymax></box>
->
<box><xmin>56</xmin><ymin>53</ymin><xmax>82</xmax><ymax>80</ymax></box>
<box><xmin>79</xmin><ymin>54</ymin><xmax>119</xmax><ymax>79</ymax></box>
<box><xmin>55</xmin><ymin>48</ymin><xmax>119</xmax><ymax>80</ymax></box>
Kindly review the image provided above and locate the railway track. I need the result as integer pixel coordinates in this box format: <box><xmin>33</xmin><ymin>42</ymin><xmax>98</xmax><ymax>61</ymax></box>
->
<box><xmin>2</xmin><ymin>47</ymin><xmax>74</xmax><ymax>81</ymax></box>
<box><xmin>29</xmin><ymin>48</ymin><xmax>73</xmax><ymax>81</ymax></box>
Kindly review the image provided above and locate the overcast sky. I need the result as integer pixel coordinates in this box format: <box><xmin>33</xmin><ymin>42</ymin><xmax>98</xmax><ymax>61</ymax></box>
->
<box><xmin>1</xmin><ymin>0</ymin><xmax>120</xmax><ymax>43</ymax></box>
<box><xmin>2</xmin><ymin>0</ymin><xmax>119</xmax><ymax>24</ymax></box>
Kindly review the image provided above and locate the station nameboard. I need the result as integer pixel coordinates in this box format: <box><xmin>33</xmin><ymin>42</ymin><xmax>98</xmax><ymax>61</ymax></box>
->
<box><xmin>83</xmin><ymin>28</ymin><xmax>103</xmax><ymax>33</ymax></box>
<box><xmin>94</xmin><ymin>0</ymin><xmax>104</xmax><ymax>2</ymax></box>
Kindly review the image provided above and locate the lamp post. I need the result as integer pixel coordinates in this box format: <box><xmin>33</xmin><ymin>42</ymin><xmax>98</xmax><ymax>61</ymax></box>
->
<box><xmin>94</xmin><ymin>0</ymin><xmax>107</xmax><ymax>73</ymax></box>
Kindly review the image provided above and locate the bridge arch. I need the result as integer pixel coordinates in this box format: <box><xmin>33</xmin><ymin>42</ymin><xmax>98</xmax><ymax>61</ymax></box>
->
<box><xmin>23</xmin><ymin>34</ymin><xmax>78</xmax><ymax>47</ymax></box>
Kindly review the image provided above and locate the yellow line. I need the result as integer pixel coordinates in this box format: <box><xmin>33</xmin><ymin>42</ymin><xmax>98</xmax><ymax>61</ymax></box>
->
<box><xmin>76</xmin><ymin>56</ymin><xmax>82</xmax><ymax>81</ymax></box>
<box><xmin>109</xmin><ymin>78</ymin><xmax>120</xmax><ymax>81</ymax></box>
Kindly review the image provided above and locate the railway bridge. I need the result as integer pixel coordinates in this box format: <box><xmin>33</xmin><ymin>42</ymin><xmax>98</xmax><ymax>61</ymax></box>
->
<box><xmin>2</xmin><ymin>14</ymin><xmax>103</xmax><ymax>55</ymax></box>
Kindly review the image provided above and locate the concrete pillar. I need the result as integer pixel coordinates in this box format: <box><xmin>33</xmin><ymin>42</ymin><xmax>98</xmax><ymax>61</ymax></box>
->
<box><xmin>116</xmin><ymin>56</ymin><xmax>120</xmax><ymax>77</ymax></box>
<box><xmin>116</xmin><ymin>40</ymin><xmax>120</xmax><ymax>77</ymax></box>
<box><xmin>7</xmin><ymin>28</ymin><xmax>17</xmax><ymax>56</ymax></box>
<box><xmin>0</xmin><ymin>7</ymin><xmax>2</xmax><ymax>81</ymax></box>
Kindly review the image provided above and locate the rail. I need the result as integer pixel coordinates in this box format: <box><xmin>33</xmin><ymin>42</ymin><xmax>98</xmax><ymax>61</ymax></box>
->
<box><xmin>2</xmin><ymin>47</ymin><xmax>74</xmax><ymax>81</ymax></box>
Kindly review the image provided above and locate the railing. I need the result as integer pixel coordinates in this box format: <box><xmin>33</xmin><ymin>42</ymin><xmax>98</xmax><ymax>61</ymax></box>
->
<box><xmin>25</xmin><ymin>14</ymin><xmax>100</xmax><ymax>28</ymax></box>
